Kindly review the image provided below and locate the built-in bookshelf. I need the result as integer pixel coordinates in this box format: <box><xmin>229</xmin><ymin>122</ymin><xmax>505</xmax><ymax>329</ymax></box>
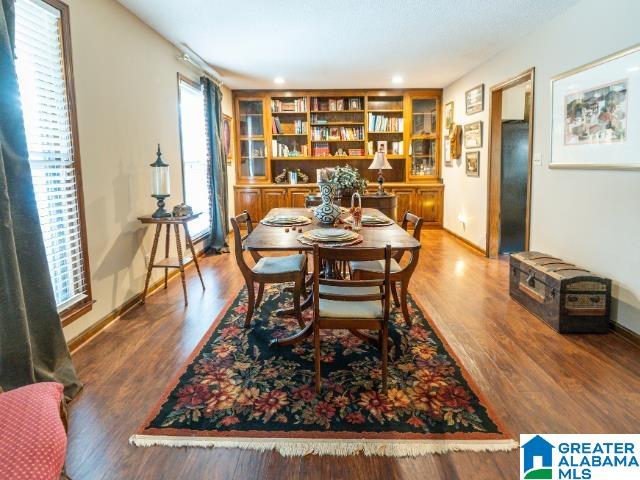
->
<box><xmin>233</xmin><ymin>90</ymin><xmax>441</xmax><ymax>184</ymax></box>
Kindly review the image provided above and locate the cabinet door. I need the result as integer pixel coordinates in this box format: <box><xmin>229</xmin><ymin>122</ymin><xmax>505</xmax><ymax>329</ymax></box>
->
<box><xmin>390</xmin><ymin>188</ymin><xmax>415</xmax><ymax>222</ymax></box>
<box><xmin>416</xmin><ymin>188</ymin><xmax>443</xmax><ymax>226</ymax></box>
<box><xmin>262</xmin><ymin>188</ymin><xmax>288</xmax><ymax>215</ymax></box>
<box><xmin>289</xmin><ymin>188</ymin><xmax>312</xmax><ymax>208</ymax></box>
<box><xmin>235</xmin><ymin>188</ymin><xmax>261</xmax><ymax>222</ymax></box>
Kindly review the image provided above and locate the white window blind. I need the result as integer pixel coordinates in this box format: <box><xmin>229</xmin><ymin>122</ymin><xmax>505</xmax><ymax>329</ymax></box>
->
<box><xmin>14</xmin><ymin>0</ymin><xmax>89</xmax><ymax>311</ymax></box>
<box><xmin>178</xmin><ymin>78</ymin><xmax>211</xmax><ymax>239</ymax></box>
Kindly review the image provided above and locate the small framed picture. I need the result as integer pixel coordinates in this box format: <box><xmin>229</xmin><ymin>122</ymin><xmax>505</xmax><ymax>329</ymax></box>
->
<box><xmin>329</xmin><ymin>99</ymin><xmax>337</xmax><ymax>111</ymax></box>
<box><xmin>336</xmin><ymin>99</ymin><xmax>345</xmax><ymax>111</ymax></box>
<box><xmin>222</xmin><ymin>114</ymin><xmax>233</xmax><ymax>164</ymax></box>
<box><xmin>465</xmin><ymin>84</ymin><xmax>484</xmax><ymax>115</ymax></box>
<box><xmin>464</xmin><ymin>121</ymin><xmax>483</xmax><ymax>148</ymax></box>
<box><xmin>349</xmin><ymin>98</ymin><xmax>361</xmax><ymax>110</ymax></box>
<box><xmin>466</xmin><ymin>151</ymin><xmax>480</xmax><ymax>176</ymax></box>
<box><xmin>376</xmin><ymin>140</ymin><xmax>388</xmax><ymax>154</ymax></box>
<box><xmin>444</xmin><ymin>101</ymin><xmax>454</xmax><ymax>130</ymax></box>
<box><xmin>329</xmin><ymin>127</ymin><xmax>340</xmax><ymax>140</ymax></box>
<box><xmin>444</xmin><ymin>138</ymin><xmax>452</xmax><ymax>166</ymax></box>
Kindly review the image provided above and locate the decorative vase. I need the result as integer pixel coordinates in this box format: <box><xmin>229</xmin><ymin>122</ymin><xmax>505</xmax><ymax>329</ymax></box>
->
<box><xmin>314</xmin><ymin>182</ymin><xmax>342</xmax><ymax>225</ymax></box>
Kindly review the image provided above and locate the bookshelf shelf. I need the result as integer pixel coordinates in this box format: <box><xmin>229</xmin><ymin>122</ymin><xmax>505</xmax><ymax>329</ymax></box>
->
<box><xmin>311</xmin><ymin>122</ymin><xmax>364</xmax><ymax>126</ymax></box>
<box><xmin>368</xmin><ymin>109</ymin><xmax>403</xmax><ymax>113</ymax></box>
<box><xmin>368</xmin><ymin>131</ymin><xmax>403</xmax><ymax>134</ymax></box>
<box><xmin>311</xmin><ymin>139</ymin><xmax>364</xmax><ymax>143</ymax></box>
<box><xmin>311</xmin><ymin>110</ymin><xmax>365</xmax><ymax>113</ymax></box>
<box><xmin>272</xmin><ymin>133</ymin><xmax>307</xmax><ymax>136</ymax></box>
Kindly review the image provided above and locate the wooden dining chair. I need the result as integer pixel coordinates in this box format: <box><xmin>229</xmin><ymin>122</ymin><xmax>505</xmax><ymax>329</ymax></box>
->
<box><xmin>231</xmin><ymin>211</ymin><xmax>307</xmax><ymax>329</ymax></box>
<box><xmin>312</xmin><ymin>244</ymin><xmax>392</xmax><ymax>393</ymax></box>
<box><xmin>350</xmin><ymin>211</ymin><xmax>423</xmax><ymax>326</ymax></box>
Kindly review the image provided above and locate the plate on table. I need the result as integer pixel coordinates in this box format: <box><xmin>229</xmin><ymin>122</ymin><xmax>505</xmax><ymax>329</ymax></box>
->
<box><xmin>261</xmin><ymin>215</ymin><xmax>311</xmax><ymax>226</ymax></box>
<box><xmin>346</xmin><ymin>214</ymin><xmax>394</xmax><ymax>226</ymax></box>
<box><xmin>303</xmin><ymin>228</ymin><xmax>358</xmax><ymax>242</ymax></box>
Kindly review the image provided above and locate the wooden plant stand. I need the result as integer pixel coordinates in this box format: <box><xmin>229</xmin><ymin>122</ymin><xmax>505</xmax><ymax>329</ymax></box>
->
<box><xmin>138</xmin><ymin>213</ymin><xmax>205</xmax><ymax>306</ymax></box>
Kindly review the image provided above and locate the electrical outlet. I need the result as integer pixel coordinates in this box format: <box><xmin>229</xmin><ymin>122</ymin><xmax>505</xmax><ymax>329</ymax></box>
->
<box><xmin>145</xmin><ymin>254</ymin><xmax>150</xmax><ymax>265</ymax></box>
<box><xmin>533</xmin><ymin>153</ymin><xmax>542</xmax><ymax>166</ymax></box>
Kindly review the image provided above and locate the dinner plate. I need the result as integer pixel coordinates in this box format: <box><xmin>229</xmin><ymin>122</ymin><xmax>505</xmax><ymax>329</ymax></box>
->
<box><xmin>261</xmin><ymin>215</ymin><xmax>310</xmax><ymax>226</ymax></box>
<box><xmin>303</xmin><ymin>228</ymin><xmax>357</xmax><ymax>241</ymax></box>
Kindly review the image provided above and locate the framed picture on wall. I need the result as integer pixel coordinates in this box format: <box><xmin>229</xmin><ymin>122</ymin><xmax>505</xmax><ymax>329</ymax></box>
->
<box><xmin>466</xmin><ymin>151</ymin><xmax>480</xmax><ymax>176</ymax></box>
<box><xmin>444</xmin><ymin>138</ymin><xmax>452</xmax><ymax>166</ymax></box>
<box><xmin>222</xmin><ymin>114</ymin><xmax>233</xmax><ymax>165</ymax></box>
<box><xmin>550</xmin><ymin>44</ymin><xmax>640</xmax><ymax>169</ymax></box>
<box><xmin>465</xmin><ymin>84</ymin><xmax>484</xmax><ymax>114</ymax></box>
<box><xmin>444</xmin><ymin>101</ymin><xmax>454</xmax><ymax>129</ymax></box>
<box><xmin>464</xmin><ymin>121</ymin><xmax>483</xmax><ymax>148</ymax></box>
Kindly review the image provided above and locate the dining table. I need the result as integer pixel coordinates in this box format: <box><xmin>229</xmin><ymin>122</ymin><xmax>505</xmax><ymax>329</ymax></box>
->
<box><xmin>242</xmin><ymin>207</ymin><xmax>421</xmax><ymax>346</ymax></box>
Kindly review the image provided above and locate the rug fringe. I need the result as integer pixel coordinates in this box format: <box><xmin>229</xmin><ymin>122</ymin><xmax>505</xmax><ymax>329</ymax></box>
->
<box><xmin>129</xmin><ymin>435</ymin><xmax>518</xmax><ymax>457</ymax></box>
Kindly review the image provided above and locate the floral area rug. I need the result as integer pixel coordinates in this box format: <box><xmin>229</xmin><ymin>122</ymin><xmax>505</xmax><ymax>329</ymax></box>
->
<box><xmin>130</xmin><ymin>284</ymin><xmax>516</xmax><ymax>456</ymax></box>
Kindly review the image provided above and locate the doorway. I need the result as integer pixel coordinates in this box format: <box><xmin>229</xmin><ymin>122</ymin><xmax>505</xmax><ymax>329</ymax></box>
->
<box><xmin>486</xmin><ymin>68</ymin><xmax>534</xmax><ymax>258</ymax></box>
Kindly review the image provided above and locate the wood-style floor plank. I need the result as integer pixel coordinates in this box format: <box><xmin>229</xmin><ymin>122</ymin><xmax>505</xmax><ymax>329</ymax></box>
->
<box><xmin>66</xmin><ymin>230</ymin><xmax>640</xmax><ymax>479</ymax></box>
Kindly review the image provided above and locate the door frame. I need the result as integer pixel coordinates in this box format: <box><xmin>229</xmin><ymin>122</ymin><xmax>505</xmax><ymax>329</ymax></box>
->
<box><xmin>486</xmin><ymin>68</ymin><xmax>535</xmax><ymax>258</ymax></box>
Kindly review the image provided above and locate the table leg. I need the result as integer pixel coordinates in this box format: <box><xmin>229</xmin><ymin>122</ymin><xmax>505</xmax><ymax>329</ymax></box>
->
<box><xmin>141</xmin><ymin>224</ymin><xmax>162</xmax><ymax>304</ymax></box>
<box><xmin>270</xmin><ymin>321</ymin><xmax>313</xmax><ymax>347</ymax></box>
<box><xmin>183</xmin><ymin>224</ymin><xmax>205</xmax><ymax>290</ymax></box>
<box><xmin>174</xmin><ymin>223</ymin><xmax>188</xmax><ymax>306</ymax></box>
<box><xmin>164</xmin><ymin>224</ymin><xmax>170</xmax><ymax>289</ymax></box>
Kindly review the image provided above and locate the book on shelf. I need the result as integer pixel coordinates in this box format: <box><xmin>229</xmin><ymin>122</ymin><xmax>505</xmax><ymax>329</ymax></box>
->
<box><xmin>312</xmin><ymin>142</ymin><xmax>330</xmax><ymax>157</ymax></box>
<box><xmin>347</xmin><ymin>148</ymin><xmax>364</xmax><ymax>156</ymax></box>
<box><xmin>368</xmin><ymin>113</ymin><xmax>403</xmax><ymax>132</ymax></box>
<box><xmin>272</xmin><ymin>117</ymin><xmax>306</xmax><ymax>134</ymax></box>
<box><xmin>271</xmin><ymin>98</ymin><xmax>306</xmax><ymax>113</ymax></box>
<box><xmin>272</xmin><ymin>140</ymin><xmax>309</xmax><ymax>157</ymax></box>
<box><xmin>311</xmin><ymin>126</ymin><xmax>364</xmax><ymax>141</ymax></box>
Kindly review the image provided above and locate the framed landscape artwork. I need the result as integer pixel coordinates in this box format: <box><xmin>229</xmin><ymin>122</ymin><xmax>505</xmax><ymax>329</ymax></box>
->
<box><xmin>464</xmin><ymin>121</ymin><xmax>483</xmax><ymax>148</ymax></box>
<box><xmin>445</xmin><ymin>101</ymin><xmax>454</xmax><ymax>129</ymax></box>
<box><xmin>465</xmin><ymin>84</ymin><xmax>484</xmax><ymax>115</ymax></box>
<box><xmin>223</xmin><ymin>114</ymin><xmax>233</xmax><ymax>165</ymax></box>
<box><xmin>550</xmin><ymin>44</ymin><xmax>640</xmax><ymax>169</ymax></box>
<box><xmin>466</xmin><ymin>151</ymin><xmax>480</xmax><ymax>176</ymax></box>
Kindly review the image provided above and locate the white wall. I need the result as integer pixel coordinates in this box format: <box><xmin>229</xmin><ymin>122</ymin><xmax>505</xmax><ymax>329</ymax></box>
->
<box><xmin>63</xmin><ymin>0</ymin><xmax>233</xmax><ymax>341</ymax></box>
<box><xmin>442</xmin><ymin>0</ymin><xmax>640</xmax><ymax>333</ymax></box>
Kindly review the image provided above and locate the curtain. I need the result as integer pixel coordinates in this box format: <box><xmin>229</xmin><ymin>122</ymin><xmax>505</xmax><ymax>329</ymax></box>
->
<box><xmin>201</xmin><ymin>77</ymin><xmax>229</xmax><ymax>253</ymax></box>
<box><xmin>0</xmin><ymin>0</ymin><xmax>82</xmax><ymax>400</ymax></box>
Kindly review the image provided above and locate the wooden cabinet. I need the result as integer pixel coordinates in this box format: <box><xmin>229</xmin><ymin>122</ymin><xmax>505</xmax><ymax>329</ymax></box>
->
<box><xmin>233</xmin><ymin>184</ymin><xmax>443</xmax><ymax>227</ymax></box>
<box><xmin>390</xmin><ymin>188</ymin><xmax>415</xmax><ymax>222</ymax></box>
<box><xmin>288</xmin><ymin>188</ymin><xmax>313</xmax><ymax>208</ymax></box>
<box><xmin>262</xmin><ymin>188</ymin><xmax>288</xmax><ymax>214</ymax></box>
<box><xmin>415</xmin><ymin>187</ymin><xmax>443</xmax><ymax>226</ymax></box>
<box><xmin>234</xmin><ymin>188</ymin><xmax>262</xmax><ymax>222</ymax></box>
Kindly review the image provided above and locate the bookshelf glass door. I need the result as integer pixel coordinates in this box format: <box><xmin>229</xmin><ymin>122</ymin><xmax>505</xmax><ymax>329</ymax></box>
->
<box><xmin>409</xmin><ymin>96</ymin><xmax>439</xmax><ymax>180</ymax></box>
<box><xmin>238</xmin><ymin>99</ymin><xmax>267</xmax><ymax>181</ymax></box>
<box><xmin>410</xmin><ymin>138</ymin><xmax>436</xmax><ymax>177</ymax></box>
<box><xmin>412</xmin><ymin>99</ymin><xmax>437</xmax><ymax>135</ymax></box>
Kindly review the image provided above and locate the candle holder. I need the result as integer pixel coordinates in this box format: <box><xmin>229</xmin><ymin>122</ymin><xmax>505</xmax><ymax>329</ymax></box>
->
<box><xmin>150</xmin><ymin>144</ymin><xmax>171</xmax><ymax>218</ymax></box>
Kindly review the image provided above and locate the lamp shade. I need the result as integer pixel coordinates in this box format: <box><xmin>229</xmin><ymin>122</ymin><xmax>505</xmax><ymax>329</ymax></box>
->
<box><xmin>369</xmin><ymin>151</ymin><xmax>392</xmax><ymax>170</ymax></box>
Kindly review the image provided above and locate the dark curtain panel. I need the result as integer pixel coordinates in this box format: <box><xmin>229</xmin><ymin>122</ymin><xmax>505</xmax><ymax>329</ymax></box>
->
<box><xmin>0</xmin><ymin>0</ymin><xmax>82</xmax><ymax>399</ymax></box>
<box><xmin>202</xmin><ymin>77</ymin><xmax>229</xmax><ymax>253</ymax></box>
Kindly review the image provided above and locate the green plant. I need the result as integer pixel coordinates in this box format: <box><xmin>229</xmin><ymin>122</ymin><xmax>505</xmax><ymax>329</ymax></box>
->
<box><xmin>330</xmin><ymin>165</ymin><xmax>368</xmax><ymax>193</ymax></box>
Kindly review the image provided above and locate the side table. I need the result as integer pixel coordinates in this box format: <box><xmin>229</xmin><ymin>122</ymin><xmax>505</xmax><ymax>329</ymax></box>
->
<box><xmin>138</xmin><ymin>213</ymin><xmax>205</xmax><ymax>305</ymax></box>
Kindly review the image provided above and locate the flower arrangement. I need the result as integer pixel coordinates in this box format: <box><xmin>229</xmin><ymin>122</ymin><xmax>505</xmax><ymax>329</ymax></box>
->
<box><xmin>330</xmin><ymin>165</ymin><xmax>368</xmax><ymax>195</ymax></box>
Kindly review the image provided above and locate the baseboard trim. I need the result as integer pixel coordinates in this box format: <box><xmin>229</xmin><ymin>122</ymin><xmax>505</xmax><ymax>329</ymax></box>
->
<box><xmin>68</xmin><ymin>253</ymin><xmax>204</xmax><ymax>353</ymax></box>
<box><xmin>442</xmin><ymin>227</ymin><xmax>486</xmax><ymax>255</ymax></box>
<box><xmin>610</xmin><ymin>321</ymin><xmax>640</xmax><ymax>350</ymax></box>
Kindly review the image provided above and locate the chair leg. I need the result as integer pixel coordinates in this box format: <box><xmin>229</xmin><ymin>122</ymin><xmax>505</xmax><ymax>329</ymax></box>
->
<box><xmin>400</xmin><ymin>280</ymin><xmax>412</xmax><ymax>327</ymax></box>
<box><xmin>381</xmin><ymin>324</ymin><xmax>388</xmax><ymax>394</ymax></box>
<box><xmin>244</xmin><ymin>281</ymin><xmax>256</xmax><ymax>329</ymax></box>
<box><xmin>391</xmin><ymin>281</ymin><xmax>400</xmax><ymax>308</ymax></box>
<box><xmin>255</xmin><ymin>283</ymin><xmax>264</xmax><ymax>310</ymax></box>
<box><xmin>293</xmin><ymin>275</ymin><xmax>304</xmax><ymax>328</ymax></box>
<box><xmin>314</xmin><ymin>322</ymin><xmax>321</xmax><ymax>393</ymax></box>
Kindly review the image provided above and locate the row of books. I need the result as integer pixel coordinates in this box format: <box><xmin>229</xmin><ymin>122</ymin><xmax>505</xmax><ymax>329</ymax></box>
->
<box><xmin>368</xmin><ymin>114</ymin><xmax>403</xmax><ymax>132</ymax></box>
<box><xmin>271</xmin><ymin>140</ymin><xmax>309</xmax><ymax>157</ymax></box>
<box><xmin>271</xmin><ymin>98</ymin><xmax>306</xmax><ymax>112</ymax></box>
<box><xmin>311</xmin><ymin>143</ymin><xmax>365</xmax><ymax>157</ymax></box>
<box><xmin>367</xmin><ymin>140</ymin><xmax>403</xmax><ymax>155</ymax></box>
<box><xmin>311</xmin><ymin>126</ymin><xmax>364</xmax><ymax>141</ymax></box>
<box><xmin>272</xmin><ymin>117</ymin><xmax>306</xmax><ymax>134</ymax></box>
<box><xmin>311</xmin><ymin>97</ymin><xmax>363</xmax><ymax>112</ymax></box>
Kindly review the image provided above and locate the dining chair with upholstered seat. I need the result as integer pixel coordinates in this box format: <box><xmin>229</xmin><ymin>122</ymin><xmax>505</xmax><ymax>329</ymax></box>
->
<box><xmin>231</xmin><ymin>211</ymin><xmax>307</xmax><ymax>329</ymax></box>
<box><xmin>312</xmin><ymin>244</ymin><xmax>392</xmax><ymax>393</ymax></box>
<box><xmin>349</xmin><ymin>211</ymin><xmax>423</xmax><ymax>326</ymax></box>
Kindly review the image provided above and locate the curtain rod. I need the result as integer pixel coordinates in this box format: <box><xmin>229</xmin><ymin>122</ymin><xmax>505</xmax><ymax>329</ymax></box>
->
<box><xmin>176</xmin><ymin>44</ymin><xmax>224</xmax><ymax>87</ymax></box>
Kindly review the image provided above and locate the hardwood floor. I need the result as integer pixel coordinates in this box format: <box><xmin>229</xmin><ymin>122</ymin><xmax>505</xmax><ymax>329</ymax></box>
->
<box><xmin>66</xmin><ymin>230</ymin><xmax>640</xmax><ymax>479</ymax></box>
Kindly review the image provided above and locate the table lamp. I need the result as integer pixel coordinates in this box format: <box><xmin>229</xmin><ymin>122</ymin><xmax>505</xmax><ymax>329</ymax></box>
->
<box><xmin>150</xmin><ymin>144</ymin><xmax>171</xmax><ymax>218</ymax></box>
<box><xmin>369</xmin><ymin>151</ymin><xmax>392</xmax><ymax>195</ymax></box>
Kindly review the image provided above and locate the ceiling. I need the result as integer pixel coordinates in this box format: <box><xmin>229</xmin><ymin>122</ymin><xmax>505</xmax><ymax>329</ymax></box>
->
<box><xmin>118</xmin><ymin>0</ymin><xmax>579</xmax><ymax>90</ymax></box>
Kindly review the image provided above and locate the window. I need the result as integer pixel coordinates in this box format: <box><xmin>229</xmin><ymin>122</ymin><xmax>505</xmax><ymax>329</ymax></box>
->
<box><xmin>15</xmin><ymin>0</ymin><xmax>92</xmax><ymax>323</ymax></box>
<box><xmin>178</xmin><ymin>76</ymin><xmax>211</xmax><ymax>239</ymax></box>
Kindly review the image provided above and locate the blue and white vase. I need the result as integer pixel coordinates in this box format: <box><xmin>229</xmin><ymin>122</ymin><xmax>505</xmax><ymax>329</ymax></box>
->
<box><xmin>314</xmin><ymin>182</ymin><xmax>342</xmax><ymax>225</ymax></box>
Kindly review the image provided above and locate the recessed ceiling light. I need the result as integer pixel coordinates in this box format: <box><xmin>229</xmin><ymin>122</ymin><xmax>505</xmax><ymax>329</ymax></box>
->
<box><xmin>274</xmin><ymin>77</ymin><xmax>285</xmax><ymax>84</ymax></box>
<box><xmin>392</xmin><ymin>75</ymin><xmax>404</xmax><ymax>84</ymax></box>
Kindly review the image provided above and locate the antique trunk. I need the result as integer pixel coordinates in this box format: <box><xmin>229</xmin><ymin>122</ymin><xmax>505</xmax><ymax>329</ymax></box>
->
<box><xmin>509</xmin><ymin>252</ymin><xmax>611</xmax><ymax>333</ymax></box>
